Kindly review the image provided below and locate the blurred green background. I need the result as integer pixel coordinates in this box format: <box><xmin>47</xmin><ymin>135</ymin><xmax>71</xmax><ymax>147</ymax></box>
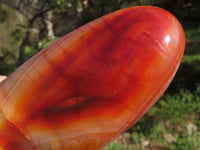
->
<box><xmin>0</xmin><ymin>0</ymin><xmax>200</xmax><ymax>149</ymax></box>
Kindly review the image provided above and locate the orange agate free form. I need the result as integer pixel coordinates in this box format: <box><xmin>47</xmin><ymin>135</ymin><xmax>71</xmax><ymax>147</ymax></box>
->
<box><xmin>0</xmin><ymin>6</ymin><xmax>185</xmax><ymax>150</ymax></box>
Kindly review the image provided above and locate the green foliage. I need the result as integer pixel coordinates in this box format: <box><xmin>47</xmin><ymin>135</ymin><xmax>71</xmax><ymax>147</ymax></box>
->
<box><xmin>103</xmin><ymin>142</ymin><xmax>129</xmax><ymax>150</ymax></box>
<box><xmin>129</xmin><ymin>132</ymin><xmax>146</xmax><ymax>144</ymax></box>
<box><xmin>175</xmin><ymin>131</ymin><xmax>200</xmax><ymax>150</ymax></box>
<box><xmin>10</xmin><ymin>24</ymin><xmax>26</xmax><ymax>41</ymax></box>
<box><xmin>158</xmin><ymin>89</ymin><xmax>195</xmax><ymax>119</ymax></box>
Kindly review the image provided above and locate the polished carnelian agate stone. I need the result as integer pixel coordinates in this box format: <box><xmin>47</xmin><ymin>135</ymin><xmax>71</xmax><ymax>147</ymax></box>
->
<box><xmin>0</xmin><ymin>6</ymin><xmax>185</xmax><ymax>150</ymax></box>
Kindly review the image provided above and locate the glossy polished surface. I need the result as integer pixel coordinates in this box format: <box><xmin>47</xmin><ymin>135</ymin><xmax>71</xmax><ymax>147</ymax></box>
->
<box><xmin>0</xmin><ymin>6</ymin><xmax>185</xmax><ymax>150</ymax></box>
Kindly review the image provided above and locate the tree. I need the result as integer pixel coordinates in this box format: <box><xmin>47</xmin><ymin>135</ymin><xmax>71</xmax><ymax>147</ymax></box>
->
<box><xmin>0</xmin><ymin>0</ymin><xmax>56</xmax><ymax>64</ymax></box>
